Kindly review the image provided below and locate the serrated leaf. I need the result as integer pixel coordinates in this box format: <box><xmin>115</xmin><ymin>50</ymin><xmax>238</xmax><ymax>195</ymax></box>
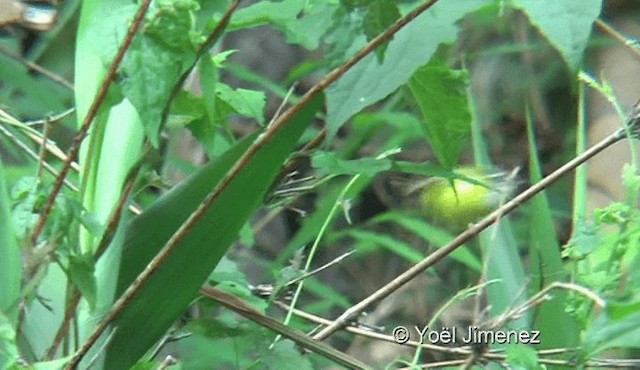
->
<box><xmin>144</xmin><ymin>0</ymin><xmax>199</xmax><ymax>50</ymax></box>
<box><xmin>101</xmin><ymin>94</ymin><xmax>324</xmax><ymax>369</ymax></box>
<box><xmin>408</xmin><ymin>58</ymin><xmax>471</xmax><ymax>168</ymax></box>
<box><xmin>512</xmin><ymin>0</ymin><xmax>602</xmax><ymax>70</ymax></box>
<box><xmin>326</xmin><ymin>0</ymin><xmax>493</xmax><ymax>141</ymax></box>
<box><xmin>119</xmin><ymin>35</ymin><xmax>196</xmax><ymax>146</ymax></box>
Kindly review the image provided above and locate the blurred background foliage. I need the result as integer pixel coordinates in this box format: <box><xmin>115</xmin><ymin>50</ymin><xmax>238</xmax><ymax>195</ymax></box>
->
<box><xmin>2</xmin><ymin>0</ymin><xmax>640</xmax><ymax>368</ymax></box>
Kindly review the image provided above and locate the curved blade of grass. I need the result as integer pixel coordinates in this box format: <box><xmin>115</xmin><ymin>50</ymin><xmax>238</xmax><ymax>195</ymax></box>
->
<box><xmin>0</xmin><ymin>158</ymin><xmax>20</xmax><ymax>324</ymax></box>
<box><xmin>100</xmin><ymin>94</ymin><xmax>324</xmax><ymax>369</ymax></box>
<box><xmin>525</xmin><ymin>106</ymin><xmax>578</xmax><ymax>348</ymax></box>
<box><xmin>470</xmin><ymin>95</ymin><xmax>528</xmax><ymax>330</ymax></box>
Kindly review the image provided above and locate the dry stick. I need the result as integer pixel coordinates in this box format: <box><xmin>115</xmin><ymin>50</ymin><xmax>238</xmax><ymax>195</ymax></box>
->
<box><xmin>29</xmin><ymin>0</ymin><xmax>153</xmax><ymax>245</ymax></box>
<box><xmin>312</xmin><ymin>125</ymin><xmax>632</xmax><ymax>341</ymax></box>
<box><xmin>64</xmin><ymin>1</ymin><xmax>441</xmax><ymax>367</ymax></box>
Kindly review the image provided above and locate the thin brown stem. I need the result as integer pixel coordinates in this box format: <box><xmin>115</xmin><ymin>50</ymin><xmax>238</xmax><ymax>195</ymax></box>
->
<box><xmin>64</xmin><ymin>1</ymin><xmax>441</xmax><ymax>367</ymax></box>
<box><xmin>595</xmin><ymin>18</ymin><xmax>640</xmax><ymax>59</ymax></box>
<box><xmin>30</xmin><ymin>0</ymin><xmax>153</xmax><ymax>245</ymax></box>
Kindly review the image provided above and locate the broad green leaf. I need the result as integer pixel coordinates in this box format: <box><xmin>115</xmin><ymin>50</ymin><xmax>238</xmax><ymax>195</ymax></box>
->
<box><xmin>512</xmin><ymin>0</ymin><xmax>602</xmax><ymax>70</ymax></box>
<box><xmin>408</xmin><ymin>58</ymin><xmax>471</xmax><ymax>168</ymax></box>
<box><xmin>101</xmin><ymin>94</ymin><xmax>324</xmax><ymax>369</ymax></box>
<box><xmin>326</xmin><ymin>0</ymin><xmax>493</xmax><ymax>139</ymax></box>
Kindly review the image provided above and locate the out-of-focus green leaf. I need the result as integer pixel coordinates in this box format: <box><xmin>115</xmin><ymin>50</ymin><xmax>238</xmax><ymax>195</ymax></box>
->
<box><xmin>580</xmin><ymin>311</ymin><xmax>640</xmax><ymax>360</ymax></box>
<box><xmin>326</xmin><ymin>0</ymin><xmax>493</xmax><ymax>139</ymax></box>
<box><xmin>67</xmin><ymin>254</ymin><xmax>97</xmax><ymax>310</ymax></box>
<box><xmin>505</xmin><ymin>344</ymin><xmax>543</xmax><ymax>369</ymax></box>
<box><xmin>0</xmin><ymin>159</ymin><xmax>22</xmax><ymax>325</ymax></box>
<box><xmin>311</xmin><ymin>150</ymin><xmax>453</xmax><ymax>177</ymax></box>
<box><xmin>341</xmin><ymin>229</ymin><xmax>424</xmax><ymax>263</ymax></box>
<box><xmin>256</xmin><ymin>340</ymin><xmax>314</xmax><ymax>370</ymax></box>
<box><xmin>408</xmin><ymin>58</ymin><xmax>471</xmax><ymax>168</ymax></box>
<box><xmin>512</xmin><ymin>0</ymin><xmax>602</xmax><ymax>70</ymax></box>
<box><xmin>101</xmin><ymin>94</ymin><xmax>324</xmax><ymax>369</ymax></box>
<box><xmin>312</xmin><ymin>151</ymin><xmax>392</xmax><ymax>176</ymax></box>
<box><xmin>371</xmin><ymin>211</ymin><xmax>482</xmax><ymax>271</ymax></box>
<box><xmin>0</xmin><ymin>296</ymin><xmax>19</xmax><ymax>368</ymax></box>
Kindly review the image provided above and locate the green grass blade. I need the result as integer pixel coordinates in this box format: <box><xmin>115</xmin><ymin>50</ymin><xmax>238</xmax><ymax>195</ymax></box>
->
<box><xmin>525</xmin><ymin>106</ymin><xmax>578</xmax><ymax>349</ymax></box>
<box><xmin>100</xmin><ymin>94</ymin><xmax>324</xmax><ymax>369</ymax></box>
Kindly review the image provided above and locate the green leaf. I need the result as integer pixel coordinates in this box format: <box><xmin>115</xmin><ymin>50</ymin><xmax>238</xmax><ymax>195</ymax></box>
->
<box><xmin>512</xmin><ymin>0</ymin><xmax>602</xmax><ymax>70</ymax></box>
<box><xmin>118</xmin><ymin>35</ymin><xmax>196</xmax><ymax>146</ymax></box>
<box><xmin>505</xmin><ymin>344</ymin><xmax>543</xmax><ymax>369</ymax></box>
<box><xmin>67</xmin><ymin>254</ymin><xmax>97</xmax><ymax>310</ymax></box>
<box><xmin>311</xmin><ymin>151</ymin><xmax>392</xmax><ymax>176</ymax></box>
<box><xmin>581</xmin><ymin>311</ymin><xmax>640</xmax><ymax>359</ymax></box>
<box><xmin>101</xmin><ymin>94</ymin><xmax>325</xmax><ymax>369</ymax></box>
<box><xmin>408</xmin><ymin>58</ymin><xmax>471</xmax><ymax>168</ymax></box>
<box><xmin>343</xmin><ymin>229</ymin><xmax>424</xmax><ymax>263</ymax></box>
<box><xmin>362</xmin><ymin>0</ymin><xmax>400</xmax><ymax>61</ymax></box>
<box><xmin>326</xmin><ymin>0</ymin><xmax>493</xmax><ymax>139</ymax></box>
<box><xmin>144</xmin><ymin>0</ymin><xmax>199</xmax><ymax>50</ymax></box>
<box><xmin>371</xmin><ymin>211</ymin><xmax>482</xmax><ymax>271</ymax></box>
<box><xmin>216</xmin><ymin>83</ymin><xmax>266</xmax><ymax>125</ymax></box>
<box><xmin>257</xmin><ymin>340</ymin><xmax>314</xmax><ymax>370</ymax></box>
<box><xmin>0</xmin><ymin>159</ymin><xmax>22</xmax><ymax>324</ymax></box>
<box><xmin>230</xmin><ymin>0</ymin><xmax>306</xmax><ymax>30</ymax></box>
<box><xmin>0</xmin><ymin>305</ymin><xmax>19</xmax><ymax>369</ymax></box>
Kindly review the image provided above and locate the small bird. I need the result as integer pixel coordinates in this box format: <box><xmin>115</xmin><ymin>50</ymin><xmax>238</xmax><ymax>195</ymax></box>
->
<box><xmin>0</xmin><ymin>0</ymin><xmax>57</xmax><ymax>31</ymax></box>
<box><xmin>418</xmin><ymin>166</ymin><xmax>517</xmax><ymax>230</ymax></box>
